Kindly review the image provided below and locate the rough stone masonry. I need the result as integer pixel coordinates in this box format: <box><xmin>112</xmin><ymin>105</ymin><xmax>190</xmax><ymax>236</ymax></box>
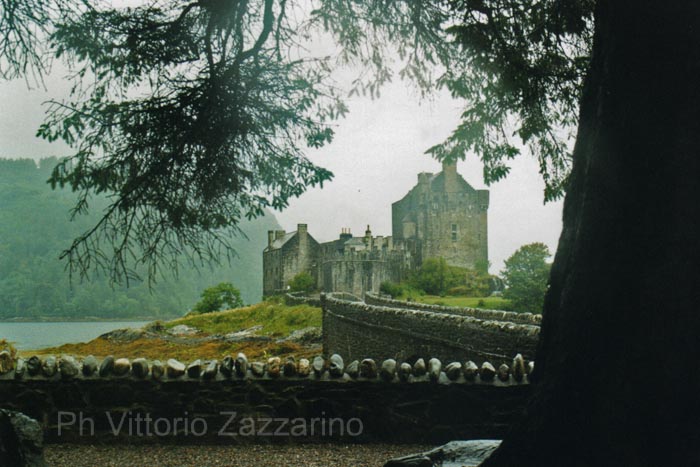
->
<box><xmin>263</xmin><ymin>161</ymin><xmax>489</xmax><ymax>297</ymax></box>
<box><xmin>322</xmin><ymin>293</ymin><xmax>539</xmax><ymax>364</ymax></box>
<box><xmin>0</xmin><ymin>349</ymin><xmax>532</xmax><ymax>444</ymax></box>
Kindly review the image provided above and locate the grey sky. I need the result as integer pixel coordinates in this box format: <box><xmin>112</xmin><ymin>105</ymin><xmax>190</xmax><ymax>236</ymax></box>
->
<box><xmin>0</xmin><ymin>61</ymin><xmax>564</xmax><ymax>276</ymax></box>
<box><xmin>275</xmin><ymin>79</ymin><xmax>564</xmax><ymax>273</ymax></box>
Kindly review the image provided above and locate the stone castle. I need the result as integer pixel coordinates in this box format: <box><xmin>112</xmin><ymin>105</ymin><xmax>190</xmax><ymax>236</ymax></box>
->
<box><xmin>263</xmin><ymin>161</ymin><xmax>489</xmax><ymax>296</ymax></box>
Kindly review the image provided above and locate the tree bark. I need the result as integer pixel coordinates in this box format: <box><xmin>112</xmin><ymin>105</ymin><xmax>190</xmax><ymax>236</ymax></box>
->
<box><xmin>483</xmin><ymin>1</ymin><xmax>700</xmax><ymax>466</ymax></box>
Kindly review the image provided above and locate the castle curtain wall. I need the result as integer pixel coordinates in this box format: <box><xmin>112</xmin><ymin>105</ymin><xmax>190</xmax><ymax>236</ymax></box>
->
<box><xmin>321</xmin><ymin>255</ymin><xmax>403</xmax><ymax>297</ymax></box>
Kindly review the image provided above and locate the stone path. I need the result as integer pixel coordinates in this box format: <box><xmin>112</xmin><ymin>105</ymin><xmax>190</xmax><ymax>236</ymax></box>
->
<box><xmin>45</xmin><ymin>443</ymin><xmax>431</xmax><ymax>467</ymax></box>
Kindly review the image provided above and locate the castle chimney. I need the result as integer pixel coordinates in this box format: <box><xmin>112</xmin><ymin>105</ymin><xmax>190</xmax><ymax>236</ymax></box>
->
<box><xmin>442</xmin><ymin>159</ymin><xmax>457</xmax><ymax>175</ymax></box>
<box><xmin>442</xmin><ymin>160</ymin><xmax>459</xmax><ymax>192</ymax></box>
<box><xmin>267</xmin><ymin>230</ymin><xmax>275</xmax><ymax>247</ymax></box>
<box><xmin>275</xmin><ymin>230</ymin><xmax>286</xmax><ymax>241</ymax></box>
<box><xmin>297</xmin><ymin>224</ymin><xmax>308</xmax><ymax>254</ymax></box>
<box><xmin>339</xmin><ymin>227</ymin><xmax>352</xmax><ymax>241</ymax></box>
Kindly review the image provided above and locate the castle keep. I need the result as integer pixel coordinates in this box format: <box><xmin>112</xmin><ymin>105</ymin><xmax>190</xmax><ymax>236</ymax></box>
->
<box><xmin>263</xmin><ymin>161</ymin><xmax>489</xmax><ymax>296</ymax></box>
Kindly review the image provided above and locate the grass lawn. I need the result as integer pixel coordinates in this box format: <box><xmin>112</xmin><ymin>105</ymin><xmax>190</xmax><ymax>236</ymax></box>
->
<box><xmin>399</xmin><ymin>294</ymin><xmax>514</xmax><ymax>311</ymax></box>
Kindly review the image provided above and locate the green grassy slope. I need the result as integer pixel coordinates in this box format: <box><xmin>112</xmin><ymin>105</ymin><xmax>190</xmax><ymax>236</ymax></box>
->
<box><xmin>167</xmin><ymin>300</ymin><xmax>322</xmax><ymax>337</ymax></box>
<box><xmin>33</xmin><ymin>300</ymin><xmax>322</xmax><ymax>360</ymax></box>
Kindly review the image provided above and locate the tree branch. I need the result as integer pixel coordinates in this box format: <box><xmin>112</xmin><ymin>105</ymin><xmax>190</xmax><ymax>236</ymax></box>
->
<box><xmin>234</xmin><ymin>0</ymin><xmax>274</xmax><ymax>66</ymax></box>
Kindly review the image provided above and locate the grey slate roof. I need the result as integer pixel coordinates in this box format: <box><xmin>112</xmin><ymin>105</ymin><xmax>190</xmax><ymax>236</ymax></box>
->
<box><xmin>269</xmin><ymin>231</ymin><xmax>297</xmax><ymax>250</ymax></box>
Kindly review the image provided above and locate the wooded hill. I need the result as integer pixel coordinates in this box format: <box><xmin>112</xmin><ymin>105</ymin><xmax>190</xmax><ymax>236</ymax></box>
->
<box><xmin>0</xmin><ymin>158</ymin><xmax>280</xmax><ymax>320</ymax></box>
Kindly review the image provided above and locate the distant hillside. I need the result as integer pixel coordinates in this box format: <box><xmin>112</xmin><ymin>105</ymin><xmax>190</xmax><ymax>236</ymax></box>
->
<box><xmin>0</xmin><ymin>157</ymin><xmax>280</xmax><ymax>320</ymax></box>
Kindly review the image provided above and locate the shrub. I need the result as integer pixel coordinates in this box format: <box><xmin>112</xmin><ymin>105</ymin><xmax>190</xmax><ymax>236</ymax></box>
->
<box><xmin>463</xmin><ymin>270</ymin><xmax>493</xmax><ymax>297</ymax></box>
<box><xmin>474</xmin><ymin>258</ymin><xmax>491</xmax><ymax>275</ymax></box>
<box><xmin>380</xmin><ymin>281</ymin><xmax>403</xmax><ymax>298</ymax></box>
<box><xmin>288</xmin><ymin>272</ymin><xmax>316</xmax><ymax>293</ymax></box>
<box><xmin>409</xmin><ymin>257</ymin><xmax>463</xmax><ymax>295</ymax></box>
<box><xmin>192</xmin><ymin>282</ymin><xmax>244</xmax><ymax>314</ymax></box>
<box><xmin>446</xmin><ymin>285</ymin><xmax>472</xmax><ymax>296</ymax></box>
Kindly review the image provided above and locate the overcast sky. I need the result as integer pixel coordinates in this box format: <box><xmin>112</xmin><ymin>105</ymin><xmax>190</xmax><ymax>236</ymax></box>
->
<box><xmin>0</xmin><ymin>61</ymin><xmax>564</xmax><ymax>274</ymax></box>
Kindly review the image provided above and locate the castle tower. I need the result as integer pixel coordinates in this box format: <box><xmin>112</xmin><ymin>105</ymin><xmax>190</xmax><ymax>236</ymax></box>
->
<box><xmin>262</xmin><ymin>223</ymin><xmax>320</xmax><ymax>296</ymax></box>
<box><xmin>391</xmin><ymin>161</ymin><xmax>488</xmax><ymax>270</ymax></box>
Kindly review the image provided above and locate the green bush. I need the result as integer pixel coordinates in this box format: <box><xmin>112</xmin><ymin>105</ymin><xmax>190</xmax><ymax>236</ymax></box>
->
<box><xmin>409</xmin><ymin>257</ymin><xmax>463</xmax><ymax>295</ymax></box>
<box><xmin>464</xmin><ymin>270</ymin><xmax>493</xmax><ymax>297</ymax></box>
<box><xmin>386</xmin><ymin>258</ymin><xmax>498</xmax><ymax>299</ymax></box>
<box><xmin>288</xmin><ymin>272</ymin><xmax>316</xmax><ymax>293</ymax></box>
<box><xmin>380</xmin><ymin>281</ymin><xmax>404</xmax><ymax>298</ymax></box>
<box><xmin>446</xmin><ymin>285</ymin><xmax>472</xmax><ymax>296</ymax></box>
<box><xmin>192</xmin><ymin>282</ymin><xmax>244</xmax><ymax>314</ymax></box>
<box><xmin>474</xmin><ymin>259</ymin><xmax>491</xmax><ymax>275</ymax></box>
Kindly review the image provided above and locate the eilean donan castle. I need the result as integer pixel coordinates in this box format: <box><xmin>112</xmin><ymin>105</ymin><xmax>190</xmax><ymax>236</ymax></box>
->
<box><xmin>263</xmin><ymin>161</ymin><xmax>489</xmax><ymax>296</ymax></box>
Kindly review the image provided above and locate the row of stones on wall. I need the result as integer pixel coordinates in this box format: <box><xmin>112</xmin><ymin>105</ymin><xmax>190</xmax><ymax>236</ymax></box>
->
<box><xmin>283</xmin><ymin>292</ymin><xmax>322</xmax><ymax>307</ymax></box>
<box><xmin>323</xmin><ymin>293</ymin><xmax>540</xmax><ymax>337</ymax></box>
<box><xmin>0</xmin><ymin>350</ymin><xmax>533</xmax><ymax>385</ymax></box>
<box><xmin>364</xmin><ymin>292</ymin><xmax>542</xmax><ymax>326</ymax></box>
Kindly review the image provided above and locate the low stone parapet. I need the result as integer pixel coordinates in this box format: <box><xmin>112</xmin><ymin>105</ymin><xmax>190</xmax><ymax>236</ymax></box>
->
<box><xmin>0</xmin><ymin>352</ymin><xmax>532</xmax><ymax>444</ymax></box>
<box><xmin>322</xmin><ymin>294</ymin><xmax>539</xmax><ymax>364</ymax></box>
<box><xmin>283</xmin><ymin>292</ymin><xmax>323</xmax><ymax>307</ymax></box>
<box><xmin>365</xmin><ymin>292</ymin><xmax>542</xmax><ymax>325</ymax></box>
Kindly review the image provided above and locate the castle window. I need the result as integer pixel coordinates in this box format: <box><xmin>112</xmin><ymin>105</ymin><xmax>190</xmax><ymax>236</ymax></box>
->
<box><xmin>451</xmin><ymin>224</ymin><xmax>458</xmax><ymax>242</ymax></box>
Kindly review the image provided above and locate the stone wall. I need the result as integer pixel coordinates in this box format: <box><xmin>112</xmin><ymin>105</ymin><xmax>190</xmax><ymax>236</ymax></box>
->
<box><xmin>364</xmin><ymin>293</ymin><xmax>542</xmax><ymax>326</ymax></box>
<box><xmin>263</xmin><ymin>226</ymin><xmax>414</xmax><ymax>297</ymax></box>
<box><xmin>320</xmin><ymin>256</ymin><xmax>402</xmax><ymax>297</ymax></box>
<box><xmin>0</xmin><ymin>353</ymin><xmax>532</xmax><ymax>445</ymax></box>
<box><xmin>322</xmin><ymin>294</ymin><xmax>539</xmax><ymax>364</ymax></box>
<box><xmin>283</xmin><ymin>292</ymin><xmax>323</xmax><ymax>307</ymax></box>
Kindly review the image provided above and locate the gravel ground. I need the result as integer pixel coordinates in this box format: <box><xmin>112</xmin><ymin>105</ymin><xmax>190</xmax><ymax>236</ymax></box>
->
<box><xmin>46</xmin><ymin>444</ymin><xmax>430</xmax><ymax>467</ymax></box>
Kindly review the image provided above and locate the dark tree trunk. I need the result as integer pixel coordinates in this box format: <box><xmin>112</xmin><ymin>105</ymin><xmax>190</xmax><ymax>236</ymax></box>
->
<box><xmin>483</xmin><ymin>1</ymin><xmax>700</xmax><ymax>466</ymax></box>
